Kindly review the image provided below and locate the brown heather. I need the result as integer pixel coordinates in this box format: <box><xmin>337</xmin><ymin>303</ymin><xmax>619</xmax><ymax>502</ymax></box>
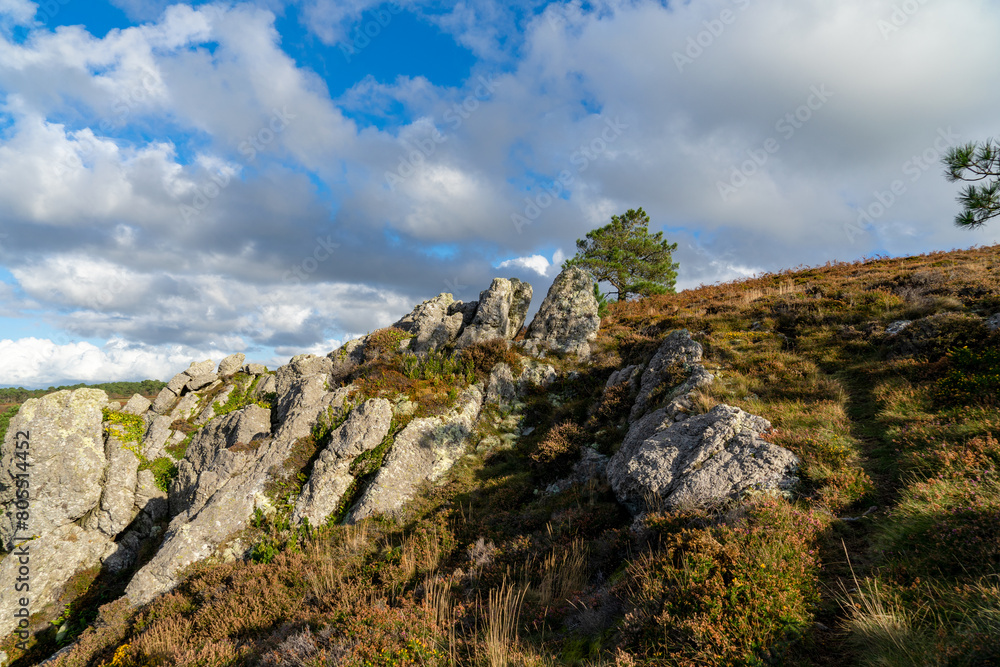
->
<box><xmin>16</xmin><ymin>244</ymin><xmax>1000</xmax><ymax>666</ymax></box>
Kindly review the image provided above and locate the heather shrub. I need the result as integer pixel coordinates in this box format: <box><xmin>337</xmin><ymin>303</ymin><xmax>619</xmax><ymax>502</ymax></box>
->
<box><xmin>459</xmin><ymin>338</ymin><xmax>524</xmax><ymax>380</ymax></box>
<box><xmin>364</xmin><ymin>326</ymin><xmax>413</xmax><ymax>360</ymax></box>
<box><xmin>529</xmin><ymin>421</ymin><xmax>586</xmax><ymax>473</ymax></box>
<box><xmin>620</xmin><ymin>498</ymin><xmax>827</xmax><ymax>664</ymax></box>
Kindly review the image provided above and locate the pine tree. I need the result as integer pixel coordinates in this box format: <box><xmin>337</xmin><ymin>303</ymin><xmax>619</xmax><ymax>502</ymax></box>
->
<box><xmin>564</xmin><ymin>207</ymin><xmax>678</xmax><ymax>301</ymax></box>
<box><xmin>943</xmin><ymin>139</ymin><xmax>1000</xmax><ymax>228</ymax></box>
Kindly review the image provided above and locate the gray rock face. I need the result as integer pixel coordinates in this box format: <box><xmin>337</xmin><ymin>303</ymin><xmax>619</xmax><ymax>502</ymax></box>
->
<box><xmin>630</xmin><ymin>329</ymin><xmax>707</xmax><ymax>421</ymax></box>
<box><xmin>456</xmin><ymin>279</ymin><xmax>533</xmax><ymax>347</ymax></box>
<box><xmin>293</xmin><ymin>398</ymin><xmax>394</xmax><ymax>526</ymax></box>
<box><xmin>125</xmin><ymin>364</ymin><xmax>350</xmax><ymax>606</ymax></box>
<box><xmin>142</xmin><ymin>415</ymin><xmax>175</xmax><ymax>462</ymax></box>
<box><xmin>122</xmin><ymin>394</ymin><xmax>152</xmax><ymax>416</ymax></box>
<box><xmin>523</xmin><ymin>267</ymin><xmax>600</xmax><ymax>358</ymax></box>
<box><xmin>988</xmin><ymin>313</ymin><xmax>1000</xmax><ymax>332</ymax></box>
<box><xmin>0</xmin><ymin>524</ymin><xmax>115</xmax><ymax>639</ymax></box>
<box><xmin>193</xmin><ymin>385</ymin><xmax>234</xmax><ymax>426</ymax></box>
<box><xmin>166</xmin><ymin>372</ymin><xmax>190</xmax><ymax>394</ymax></box>
<box><xmin>186</xmin><ymin>359</ymin><xmax>216</xmax><ymax>377</ymax></box>
<box><xmin>518</xmin><ymin>360</ymin><xmax>557</xmax><ymax>390</ymax></box>
<box><xmin>607</xmin><ymin>404</ymin><xmax>799</xmax><ymax>514</ymax></box>
<box><xmin>170</xmin><ymin>404</ymin><xmax>273</xmax><ymax>517</ymax></box>
<box><xmin>253</xmin><ymin>373</ymin><xmax>277</xmax><ymax>399</ymax></box>
<box><xmin>0</xmin><ymin>390</ymin><xmax>108</xmax><ymax>550</ymax></box>
<box><xmin>347</xmin><ymin>386</ymin><xmax>483</xmax><ymax>522</ymax></box>
<box><xmin>486</xmin><ymin>363</ymin><xmax>518</xmax><ymax>406</ymax></box>
<box><xmin>217</xmin><ymin>353</ymin><xmax>246</xmax><ymax>376</ymax></box>
<box><xmin>185</xmin><ymin>373</ymin><xmax>219</xmax><ymax>392</ymax></box>
<box><xmin>394</xmin><ymin>293</ymin><xmax>465</xmax><ymax>353</ymax></box>
<box><xmin>606</xmin><ymin>365</ymin><xmax>641</xmax><ymax>391</ymax></box>
<box><xmin>244</xmin><ymin>363</ymin><xmax>268</xmax><ymax>375</ymax></box>
<box><xmin>168</xmin><ymin>393</ymin><xmax>200</xmax><ymax>422</ymax></box>
<box><xmin>83</xmin><ymin>436</ymin><xmax>140</xmax><ymax>537</ymax></box>
<box><xmin>150</xmin><ymin>387</ymin><xmax>178</xmax><ymax>415</ymax></box>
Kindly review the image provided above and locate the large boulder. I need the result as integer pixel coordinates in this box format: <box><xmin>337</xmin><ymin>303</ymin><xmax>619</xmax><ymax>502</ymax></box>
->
<box><xmin>455</xmin><ymin>279</ymin><xmax>532</xmax><ymax>347</ymax></box>
<box><xmin>292</xmin><ymin>398</ymin><xmax>394</xmax><ymax>526</ymax></box>
<box><xmin>607</xmin><ymin>404</ymin><xmax>799</xmax><ymax>514</ymax></box>
<box><xmin>522</xmin><ymin>267</ymin><xmax>600</xmax><ymax>358</ymax></box>
<box><xmin>217</xmin><ymin>353</ymin><xmax>246</xmax><ymax>376</ymax></box>
<box><xmin>347</xmin><ymin>386</ymin><xmax>483</xmax><ymax>522</ymax></box>
<box><xmin>393</xmin><ymin>293</ymin><xmax>466</xmax><ymax>353</ymax></box>
<box><xmin>0</xmin><ymin>389</ymin><xmax>109</xmax><ymax>549</ymax></box>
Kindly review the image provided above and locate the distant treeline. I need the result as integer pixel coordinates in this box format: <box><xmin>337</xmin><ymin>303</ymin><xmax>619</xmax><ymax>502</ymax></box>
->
<box><xmin>0</xmin><ymin>380</ymin><xmax>167</xmax><ymax>404</ymax></box>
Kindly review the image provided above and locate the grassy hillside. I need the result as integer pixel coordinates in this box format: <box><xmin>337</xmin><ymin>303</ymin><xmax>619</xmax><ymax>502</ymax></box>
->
<box><xmin>14</xmin><ymin>245</ymin><xmax>1000</xmax><ymax>666</ymax></box>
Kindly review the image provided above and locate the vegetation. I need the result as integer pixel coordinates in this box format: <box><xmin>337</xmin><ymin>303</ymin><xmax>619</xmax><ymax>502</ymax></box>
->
<box><xmin>564</xmin><ymin>207</ymin><xmax>679</xmax><ymax>301</ymax></box>
<box><xmin>0</xmin><ymin>380</ymin><xmax>166</xmax><ymax>405</ymax></box>
<box><xmin>944</xmin><ymin>139</ymin><xmax>1000</xmax><ymax>227</ymax></box>
<box><xmin>9</xmin><ymin>245</ymin><xmax>1000</xmax><ymax>666</ymax></box>
<box><xmin>103</xmin><ymin>408</ymin><xmax>178</xmax><ymax>493</ymax></box>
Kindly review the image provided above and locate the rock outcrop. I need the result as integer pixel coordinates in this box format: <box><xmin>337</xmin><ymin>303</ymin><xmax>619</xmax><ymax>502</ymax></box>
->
<box><xmin>455</xmin><ymin>278</ymin><xmax>533</xmax><ymax>347</ymax></box>
<box><xmin>0</xmin><ymin>389</ymin><xmax>156</xmax><ymax>639</ymax></box>
<box><xmin>293</xmin><ymin>398</ymin><xmax>394</xmax><ymax>526</ymax></box>
<box><xmin>629</xmin><ymin>329</ymin><xmax>712</xmax><ymax>422</ymax></box>
<box><xmin>522</xmin><ymin>267</ymin><xmax>600</xmax><ymax>358</ymax></box>
<box><xmin>125</xmin><ymin>362</ymin><xmax>349</xmax><ymax>606</ymax></box>
<box><xmin>390</xmin><ymin>278</ymin><xmax>532</xmax><ymax>353</ymax></box>
<box><xmin>393</xmin><ymin>294</ymin><xmax>467</xmax><ymax>353</ymax></box>
<box><xmin>347</xmin><ymin>386</ymin><xmax>483</xmax><ymax>522</ymax></box>
<box><xmin>0</xmin><ymin>525</ymin><xmax>115</xmax><ymax>639</ymax></box>
<box><xmin>608</xmin><ymin>404</ymin><xmax>799</xmax><ymax>514</ymax></box>
<box><xmin>0</xmin><ymin>390</ymin><xmax>110</xmax><ymax>549</ymax></box>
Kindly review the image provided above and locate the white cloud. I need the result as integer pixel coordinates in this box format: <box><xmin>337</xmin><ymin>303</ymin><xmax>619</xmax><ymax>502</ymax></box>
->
<box><xmin>496</xmin><ymin>253</ymin><xmax>550</xmax><ymax>276</ymax></box>
<box><xmin>0</xmin><ymin>337</ymin><xmax>227</xmax><ymax>387</ymax></box>
<box><xmin>0</xmin><ymin>0</ymin><xmax>36</xmax><ymax>27</ymax></box>
<box><xmin>495</xmin><ymin>249</ymin><xmax>568</xmax><ymax>277</ymax></box>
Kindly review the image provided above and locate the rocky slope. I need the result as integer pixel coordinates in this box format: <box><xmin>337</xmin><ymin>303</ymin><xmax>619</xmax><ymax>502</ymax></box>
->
<box><xmin>6</xmin><ymin>247</ymin><xmax>999</xmax><ymax>666</ymax></box>
<box><xmin>0</xmin><ymin>264</ymin><xmax>796</xmax><ymax>655</ymax></box>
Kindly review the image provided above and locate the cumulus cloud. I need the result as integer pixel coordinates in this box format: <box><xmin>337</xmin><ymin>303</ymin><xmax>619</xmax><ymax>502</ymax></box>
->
<box><xmin>3</xmin><ymin>0</ymin><xmax>1000</xmax><ymax>389</ymax></box>
<box><xmin>495</xmin><ymin>248</ymin><xmax>566</xmax><ymax>277</ymax></box>
<box><xmin>0</xmin><ymin>337</ymin><xmax>232</xmax><ymax>387</ymax></box>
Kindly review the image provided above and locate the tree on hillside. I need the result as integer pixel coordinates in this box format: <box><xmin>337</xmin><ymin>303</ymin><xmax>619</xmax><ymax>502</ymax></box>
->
<box><xmin>564</xmin><ymin>207</ymin><xmax>679</xmax><ymax>301</ymax></box>
<box><xmin>943</xmin><ymin>139</ymin><xmax>1000</xmax><ymax>228</ymax></box>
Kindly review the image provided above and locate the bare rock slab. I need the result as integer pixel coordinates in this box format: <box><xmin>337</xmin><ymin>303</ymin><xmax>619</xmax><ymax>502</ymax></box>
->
<box><xmin>347</xmin><ymin>386</ymin><xmax>483</xmax><ymax>522</ymax></box>
<box><xmin>0</xmin><ymin>525</ymin><xmax>114</xmax><ymax>639</ymax></box>
<box><xmin>293</xmin><ymin>398</ymin><xmax>393</xmax><ymax>526</ymax></box>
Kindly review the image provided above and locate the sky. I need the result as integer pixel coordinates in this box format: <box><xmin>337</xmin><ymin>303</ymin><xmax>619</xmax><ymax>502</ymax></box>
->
<box><xmin>0</xmin><ymin>0</ymin><xmax>999</xmax><ymax>388</ymax></box>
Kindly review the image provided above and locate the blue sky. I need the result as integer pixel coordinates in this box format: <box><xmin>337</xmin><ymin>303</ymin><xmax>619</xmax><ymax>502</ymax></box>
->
<box><xmin>1</xmin><ymin>0</ymin><xmax>1000</xmax><ymax>388</ymax></box>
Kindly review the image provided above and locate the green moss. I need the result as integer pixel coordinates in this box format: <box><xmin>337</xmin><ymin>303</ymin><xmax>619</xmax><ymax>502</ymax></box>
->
<box><xmin>213</xmin><ymin>373</ymin><xmax>271</xmax><ymax>419</ymax></box>
<box><xmin>138</xmin><ymin>456</ymin><xmax>179</xmax><ymax>493</ymax></box>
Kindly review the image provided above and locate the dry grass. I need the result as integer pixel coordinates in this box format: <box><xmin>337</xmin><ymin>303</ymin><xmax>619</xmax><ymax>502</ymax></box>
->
<box><xmin>483</xmin><ymin>579</ymin><xmax>528</xmax><ymax>667</ymax></box>
<box><xmin>535</xmin><ymin>538</ymin><xmax>589</xmax><ymax>608</ymax></box>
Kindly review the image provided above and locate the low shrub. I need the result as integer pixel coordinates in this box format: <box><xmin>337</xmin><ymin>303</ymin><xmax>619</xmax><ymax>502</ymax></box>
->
<box><xmin>529</xmin><ymin>421</ymin><xmax>586</xmax><ymax>473</ymax></box>
<box><xmin>620</xmin><ymin>497</ymin><xmax>828</xmax><ymax>664</ymax></box>
<box><xmin>459</xmin><ymin>338</ymin><xmax>524</xmax><ymax>380</ymax></box>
